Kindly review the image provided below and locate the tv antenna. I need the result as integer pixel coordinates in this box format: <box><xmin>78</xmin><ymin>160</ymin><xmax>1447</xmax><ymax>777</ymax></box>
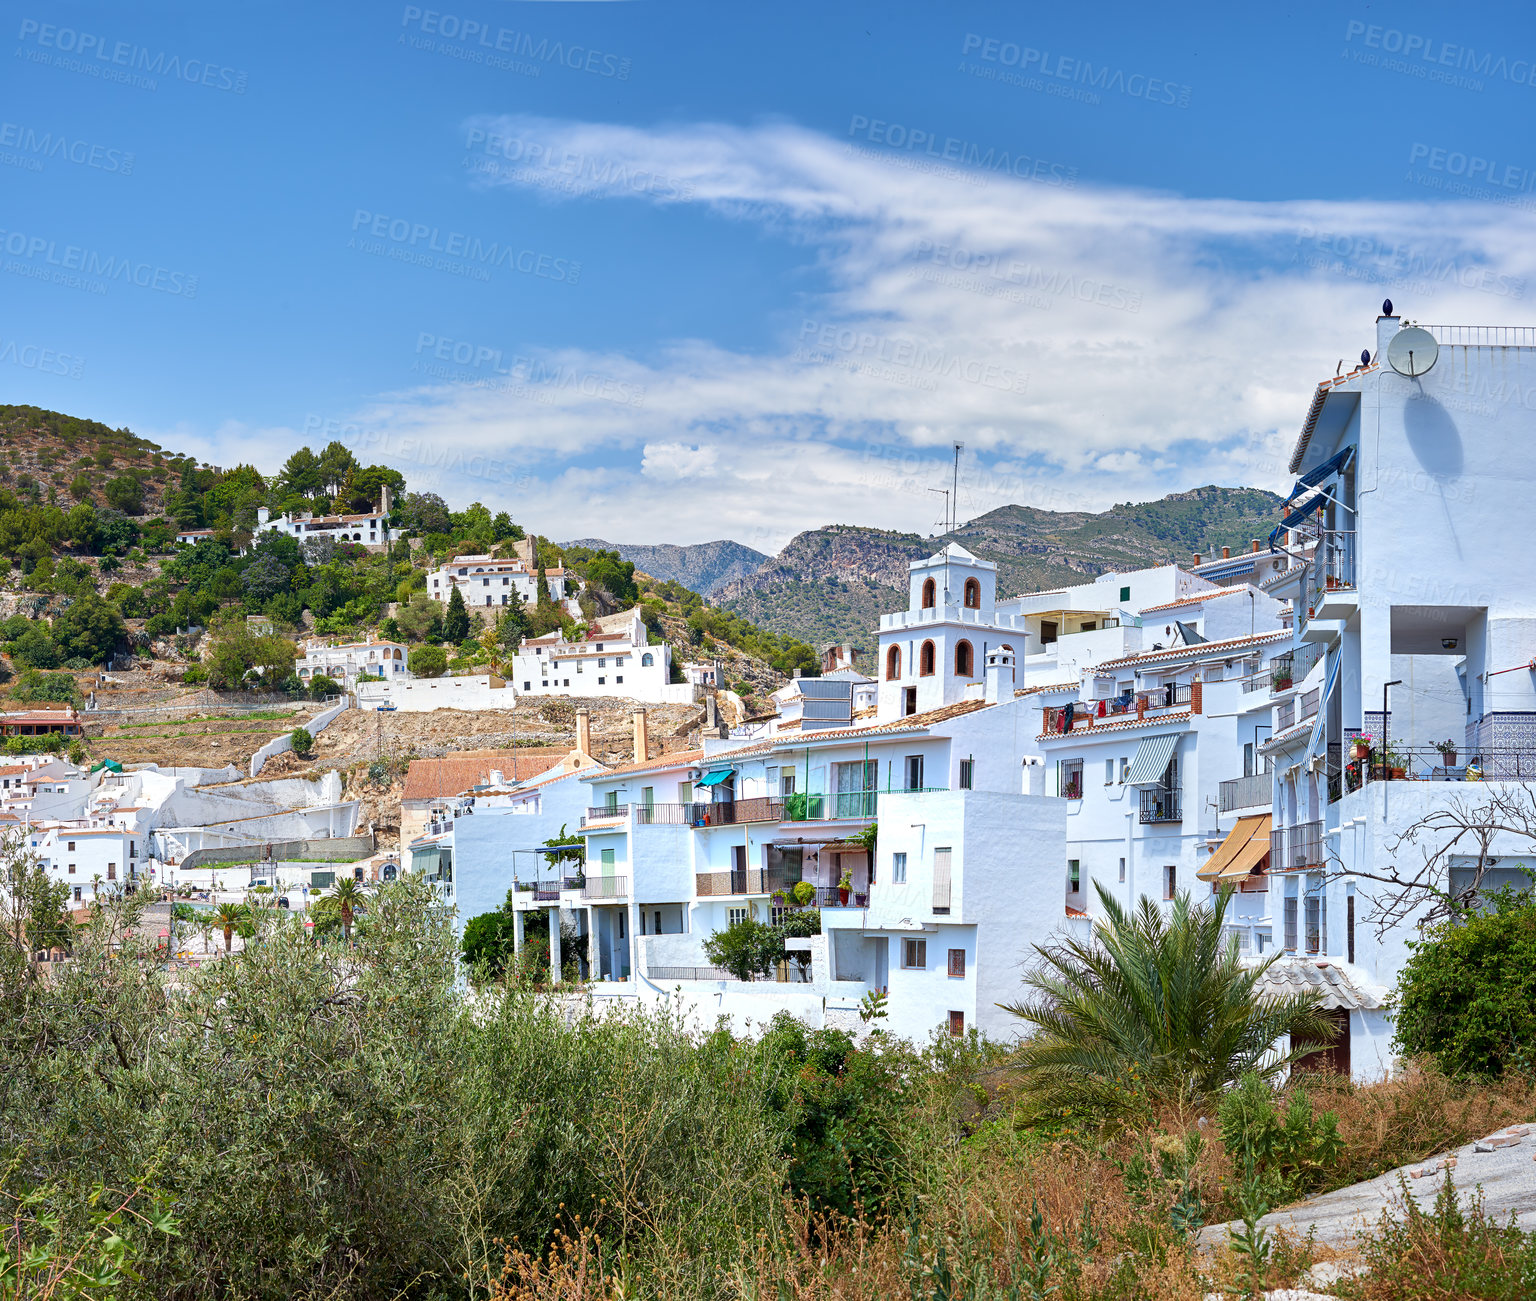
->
<box><xmin>927</xmin><ymin>487</ymin><xmax>950</xmax><ymax>533</ymax></box>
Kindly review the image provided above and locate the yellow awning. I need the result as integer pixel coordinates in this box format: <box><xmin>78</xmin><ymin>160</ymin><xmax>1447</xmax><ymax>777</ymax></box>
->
<box><xmin>1198</xmin><ymin>814</ymin><xmax>1271</xmax><ymax>881</ymax></box>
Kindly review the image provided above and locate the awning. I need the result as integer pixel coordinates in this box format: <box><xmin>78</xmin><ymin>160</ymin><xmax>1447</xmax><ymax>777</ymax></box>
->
<box><xmin>1125</xmin><ymin>733</ymin><xmax>1180</xmax><ymax>786</ymax></box>
<box><xmin>1300</xmin><ymin>652</ymin><xmax>1340</xmax><ymax>772</ymax></box>
<box><xmin>1287</xmin><ymin>445</ymin><xmax>1355</xmax><ymax>500</ymax></box>
<box><xmin>1279</xmin><ymin>491</ymin><xmax>1328</xmax><ymax>531</ymax></box>
<box><xmin>697</xmin><ymin>768</ymin><xmax>735</xmax><ymax>788</ymax></box>
<box><xmin>1198</xmin><ymin>814</ymin><xmax>1272</xmax><ymax>881</ymax></box>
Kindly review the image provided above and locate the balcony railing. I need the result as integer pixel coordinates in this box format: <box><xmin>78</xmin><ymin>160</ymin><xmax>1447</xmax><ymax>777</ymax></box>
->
<box><xmin>694</xmin><ymin>868</ymin><xmax>792</xmax><ymax>897</ymax></box>
<box><xmin>1270</xmin><ymin>820</ymin><xmax>1325</xmax><ymax>871</ymax></box>
<box><xmin>1139</xmin><ymin>787</ymin><xmax>1182</xmax><ymax>823</ymax></box>
<box><xmin>1267</xmin><ymin>642</ymin><xmax>1323</xmax><ymax>694</ymax></box>
<box><xmin>1299</xmin><ymin>687</ymin><xmax>1321</xmax><ymax>721</ymax></box>
<box><xmin>583</xmin><ymin>804</ymin><xmax>628</xmax><ymax>825</ymax></box>
<box><xmin>1218</xmin><ymin>772</ymin><xmax>1270</xmax><ymax>813</ymax></box>
<box><xmin>1276</xmin><ymin>699</ymin><xmax>1296</xmax><ymax>732</ymax></box>
<box><xmin>1042</xmin><ymin>683</ymin><xmax>1193</xmax><ymax>735</ymax></box>
<box><xmin>582</xmin><ymin>875</ymin><xmax>628</xmax><ymax>900</ymax></box>
<box><xmin>1311</xmin><ymin>530</ymin><xmax>1356</xmax><ymax>597</ymax></box>
<box><xmin>648</xmin><ymin>965</ymin><xmax>738</xmax><ymax>982</ymax></box>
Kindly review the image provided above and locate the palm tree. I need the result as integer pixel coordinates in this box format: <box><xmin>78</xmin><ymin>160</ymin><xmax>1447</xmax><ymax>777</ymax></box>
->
<box><xmin>330</xmin><ymin>878</ymin><xmax>366</xmax><ymax>944</ymax></box>
<box><xmin>1002</xmin><ymin>884</ymin><xmax>1335</xmax><ymax>1122</ymax></box>
<box><xmin>213</xmin><ymin>902</ymin><xmax>247</xmax><ymax>954</ymax></box>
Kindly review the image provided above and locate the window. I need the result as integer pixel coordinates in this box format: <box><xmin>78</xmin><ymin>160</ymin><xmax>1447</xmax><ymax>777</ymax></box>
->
<box><xmin>1162</xmin><ymin>864</ymin><xmax>1176</xmax><ymax>900</ymax></box>
<box><xmin>616</xmin><ymin>676</ymin><xmax>623</xmax><ymax>684</ymax></box>
<box><xmin>605</xmin><ymin>791</ymin><xmax>619</xmax><ymax>813</ymax></box>
<box><xmin>921</xmin><ymin>577</ymin><xmax>936</xmax><ymax>609</ymax></box>
<box><xmin>641</xmin><ymin>653</ymin><xmax>654</xmax><ymax>667</ymax></box>
<box><xmin>678</xmin><ymin>780</ymin><xmax>693</xmax><ymax>804</ymax></box>
<box><xmin>654</xmin><ymin>910</ymin><xmax>662</xmax><ymax>934</ymax></box>
<box><xmin>904</xmin><ymin>754</ymin><xmax>924</xmax><ymax>790</ymax></box>
<box><xmin>963</xmin><ymin>577</ymin><xmax>981</xmax><ymax>608</ymax></box>
<box><xmin>959</xmin><ymin>759</ymin><xmax>974</xmax><ymax>790</ymax></box>
<box><xmin>601</xmin><ymin>849</ymin><xmax>615</xmax><ymax>868</ymax></box>
<box><xmin>886</xmin><ymin>644</ymin><xmax>901</xmax><ymax>680</ymax></box>
<box><xmin>1068</xmin><ymin>859</ymin><xmax>1081</xmax><ymax>892</ymax></box>
<box><xmin>948</xmin><ymin>948</ymin><xmax>966</xmax><ymax>977</ymax></box>
<box><xmin>597</xmin><ymin>677</ymin><xmax>605</xmax><ymax>685</ymax></box>
<box><xmin>68</xmin><ymin>863</ymin><xmax>75</xmax><ymax>874</ymax></box>
<box><xmin>1347</xmin><ymin>893</ymin><xmax>1356</xmax><ymax>964</ymax></box>
<box><xmin>948</xmin><ymin>1010</ymin><xmax>965</xmax><ymax>1036</ymax></box>
<box><xmin>73</xmin><ymin>886</ymin><xmax>81</xmax><ymax>902</ymax></box>
<box><xmin>1104</xmin><ymin>758</ymin><xmax>1115</xmax><ymax>785</ymax></box>
<box><xmin>1039</xmin><ymin>620</ymin><xmax>1058</xmax><ymax>645</ymax></box>
<box><xmin>780</xmin><ymin>774</ymin><xmax>795</xmax><ymax>796</ymax></box>
<box><xmin>728</xmin><ymin>906</ymin><xmax>749</xmax><ymax>927</ymax></box>
<box><xmin>640</xmin><ymin>786</ymin><xmax>654</xmax><ymax>811</ymax></box>
<box><xmin>932</xmin><ymin>847</ymin><xmax>952</xmax><ymax>915</ymax></box>
<box><xmin>904</xmin><ymin>687</ymin><xmax>918</xmax><ymax>716</ymax></box>
<box><xmin>954</xmin><ymin>639</ymin><xmax>974</xmax><ymax>677</ymax></box>
<box><xmin>1119</xmin><ymin>757</ymin><xmax>1129</xmax><ymax>784</ymax></box>
<box><xmin>902</xmin><ymin>938</ymin><xmax>927</xmax><ymax>969</ymax></box>
<box><xmin>1057</xmin><ymin>759</ymin><xmax>1083</xmax><ymax>799</ymax></box>
<box><xmin>1284</xmin><ymin>895</ymin><xmax>1298</xmax><ymax>952</ymax></box>
<box><xmin>919</xmin><ymin>640</ymin><xmax>936</xmax><ymax>676</ymax></box>
<box><xmin>770</xmin><ymin>904</ymin><xmax>786</xmax><ymax>926</ymax></box>
<box><xmin>619</xmin><ymin>912</ymin><xmax>626</xmax><ymax>938</ymax></box>
<box><xmin>107</xmin><ymin>863</ymin><xmax>116</xmax><ymax>881</ymax></box>
<box><xmin>1243</xmin><ymin>742</ymin><xmax>1255</xmax><ymax>777</ymax></box>
<box><xmin>524</xmin><ymin>682</ymin><xmax>531</xmax><ymax>691</ymax></box>
<box><xmin>1120</xmin><ymin>585</ymin><xmax>1131</xmax><ymax>602</ymax></box>
<box><xmin>598</xmin><ymin>658</ymin><xmax>606</xmax><ymax>668</ymax></box>
<box><xmin>67</xmin><ymin>841</ymin><xmax>75</xmax><ymax>852</ymax></box>
<box><xmin>1118</xmin><ymin>856</ymin><xmax>1126</xmax><ymax>883</ymax></box>
<box><xmin>892</xmin><ymin>851</ymin><xmax>907</xmax><ymax>883</ymax></box>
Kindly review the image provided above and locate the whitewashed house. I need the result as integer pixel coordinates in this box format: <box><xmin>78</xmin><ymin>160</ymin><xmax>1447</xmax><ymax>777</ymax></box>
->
<box><xmin>425</xmin><ymin>554</ymin><xmax>571</xmax><ymax>609</ymax></box>
<box><xmin>298</xmin><ymin>639</ymin><xmax>409</xmax><ymax>689</ymax></box>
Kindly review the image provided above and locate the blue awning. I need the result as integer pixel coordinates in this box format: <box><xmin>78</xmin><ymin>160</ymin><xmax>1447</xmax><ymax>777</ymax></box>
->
<box><xmin>1288</xmin><ymin>445</ymin><xmax>1355</xmax><ymax>500</ymax></box>
<box><xmin>1126</xmin><ymin>733</ymin><xmax>1181</xmax><ymax>785</ymax></box>
<box><xmin>1279</xmin><ymin>491</ymin><xmax>1328</xmax><ymax>531</ymax></box>
<box><xmin>697</xmin><ymin>768</ymin><xmax>735</xmax><ymax>788</ymax></box>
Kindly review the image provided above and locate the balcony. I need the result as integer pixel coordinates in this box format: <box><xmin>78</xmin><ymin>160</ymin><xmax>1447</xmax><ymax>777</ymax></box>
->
<box><xmin>1270</xmin><ymin>820</ymin><xmax>1324</xmax><ymax>872</ymax></box>
<box><xmin>779</xmin><ymin>788</ymin><xmax>945</xmax><ymax>822</ymax></box>
<box><xmin>521</xmin><ymin>874</ymin><xmax>584</xmax><ymax>902</ymax></box>
<box><xmin>1310</xmin><ymin>531</ymin><xmax>1357</xmax><ymax>621</ymax></box>
<box><xmin>1042</xmin><ymin>683</ymin><xmax>1194</xmax><ymax>736</ymax></box>
<box><xmin>582</xmin><ymin>804</ymin><xmax>629</xmax><ymax>827</ymax></box>
<box><xmin>1138</xmin><ymin>787</ymin><xmax>1182</xmax><ymax>823</ymax></box>
<box><xmin>1218</xmin><ymin>772</ymin><xmax>1270</xmax><ymax>813</ymax></box>
<box><xmin>581</xmin><ymin>875</ymin><xmax>628</xmax><ymax>900</ymax></box>
<box><xmin>694</xmin><ymin>868</ymin><xmax>792</xmax><ymax>897</ymax></box>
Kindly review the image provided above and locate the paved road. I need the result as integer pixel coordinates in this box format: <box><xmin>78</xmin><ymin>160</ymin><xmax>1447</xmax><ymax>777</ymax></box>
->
<box><xmin>1199</xmin><ymin>1122</ymin><xmax>1536</xmax><ymax>1248</ymax></box>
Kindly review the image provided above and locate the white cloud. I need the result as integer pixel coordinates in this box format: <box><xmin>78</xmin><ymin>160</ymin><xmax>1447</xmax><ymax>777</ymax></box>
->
<box><xmin>253</xmin><ymin>116</ymin><xmax>1536</xmax><ymax>550</ymax></box>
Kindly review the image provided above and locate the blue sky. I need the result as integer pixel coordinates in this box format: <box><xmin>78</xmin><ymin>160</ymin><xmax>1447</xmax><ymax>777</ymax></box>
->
<box><xmin>6</xmin><ymin>0</ymin><xmax>1536</xmax><ymax>550</ymax></box>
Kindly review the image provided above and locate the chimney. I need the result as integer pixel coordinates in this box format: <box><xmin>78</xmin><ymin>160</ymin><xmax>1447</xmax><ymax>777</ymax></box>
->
<box><xmin>574</xmin><ymin>709</ymin><xmax>592</xmax><ymax>756</ymax></box>
<box><xmin>1376</xmin><ymin>306</ymin><xmax>1401</xmax><ymax>361</ymax></box>
<box><xmin>1221</xmin><ymin>546</ymin><xmax>1230</xmax><ymax>559</ymax></box>
<box><xmin>632</xmin><ymin>709</ymin><xmax>649</xmax><ymax>763</ymax></box>
<box><xmin>489</xmin><ymin>769</ymin><xmax>504</xmax><ymax>787</ymax></box>
<box><xmin>1192</xmin><ymin>552</ymin><xmax>1201</xmax><ymax>566</ymax></box>
<box><xmin>984</xmin><ymin>648</ymin><xmax>1015</xmax><ymax>704</ymax></box>
<box><xmin>380</xmin><ymin>483</ymin><xmax>392</xmax><ymax>516</ymax></box>
<box><xmin>1251</xmin><ymin>539</ymin><xmax>1260</xmax><ymax>553</ymax></box>
<box><xmin>257</xmin><ymin>505</ymin><xmax>270</xmax><ymax>525</ymax></box>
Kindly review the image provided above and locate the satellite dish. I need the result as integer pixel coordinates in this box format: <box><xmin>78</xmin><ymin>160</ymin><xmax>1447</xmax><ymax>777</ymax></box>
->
<box><xmin>1387</xmin><ymin>326</ymin><xmax>1439</xmax><ymax>377</ymax></box>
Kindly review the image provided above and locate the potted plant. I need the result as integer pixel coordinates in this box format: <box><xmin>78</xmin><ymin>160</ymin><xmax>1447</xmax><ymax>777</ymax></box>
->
<box><xmin>1383</xmin><ymin>741</ymin><xmax>1409</xmax><ymax>780</ymax></box>
<box><xmin>837</xmin><ymin>870</ymin><xmax>852</xmax><ymax>906</ymax></box>
<box><xmin>1350</xmin><ymin>733</ymin><xmax>1373</xmax><ymax>762</ymax></box>
<box><xmin>1433</xmin><ymin>739</ymin><xmax>1458</xmax><ymax>766</ymax></box>
<box><xmin>1272</xmin><ymin>669</ymin><xmax>1293</xmax><ymax>691</ymax></box>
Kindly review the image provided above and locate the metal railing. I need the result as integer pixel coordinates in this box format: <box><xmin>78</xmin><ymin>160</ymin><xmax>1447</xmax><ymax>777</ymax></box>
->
<box><xmin>1139</xmin><ymin>788</ymin><xmax>1182</xmax><ymax>823</ymax></box>
<box><xmin>1042</xmin><ymin>682</ymin><xmax>1192</xmax><ymax>734</ymax></box>
<box><xmin>1344</xmin><ymin>745</ymin><xmax>1536</xmax><ymax>784</ymax></box>
<box><xmin>694</xmin><ymin>868</ymin><xmax>792</xmax><ymax>897</ymax></box>
<box><xmin>1219</xmin><ymin>772</ymin><xmax>1270</xmax><ymax>812</ymax></box>
<box><xmin>1422</xmin><ymin>323</ymin><xmax>1536</xmax><ymax>348</ymax></box>
<box><xmin>1311</xmin><ymin>530</ymin><xmax>1356</xmax><ymax>598</ymax></box>
<box><xmin>582</xmin><ymin>875</ymin><xmax>628</xmax><ymax>900</ymax></box>
<box><xmin>648</xmin><ymin>965</ymin><xmax>738</xmax><ymax>982</ymax></box>
<box><xmin>583</xmin><ymin>804</ymin><xmax>628</xmax><ymax>825</ymax></box>
<box><xmin>1299</xmin><ymin>687</ymin><xmax>1321</xmax><ymax>721</ymax></box>
<box><xmin>1270</xmin><ymin>820</ymin><xmax>1324</xmax><ymax>872</ymax></box>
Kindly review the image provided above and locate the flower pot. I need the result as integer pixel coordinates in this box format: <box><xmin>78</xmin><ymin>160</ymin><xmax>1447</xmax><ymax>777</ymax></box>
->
<box><xmin>1390</xmin><ymin>767</ymin><xmax>1406</xmax><ymax>780</ymax></box>
<box><xmin>1438</xmin><ymin>748</ymin><xmax>1457</xmax><ymax>766</ymax></box>
<box><xmin>838</xmin><ymin>887</ymin><xmax>850</xmax><ymax>905</ymax></box>
<box><xmin>1350</xmin><ymin>742</ymin><xmax>1369</xmax><ymax>761</ymax></box>
<box><xmin>1274</xmin><ymin>678</ymin><xmax>1293</xmax><ymax>691</ymax></box>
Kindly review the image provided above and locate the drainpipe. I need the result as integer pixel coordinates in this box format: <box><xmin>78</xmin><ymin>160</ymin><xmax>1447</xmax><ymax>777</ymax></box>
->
<box><xmin>1125</xmin><ymin>807</ymin><xmax>1136</xmax><ymax>907</ymax></box>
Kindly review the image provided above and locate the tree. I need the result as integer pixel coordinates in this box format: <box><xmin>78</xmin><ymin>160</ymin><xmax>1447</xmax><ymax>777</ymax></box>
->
<box><xmin>51</xmin><ymin>591</ymin><xmax>127</xmax><ymax>665</ymax></box>
<box><xmin>316</xmin><ymin>441</ymin><xmax>358</xmax><ymax>497</ymax></box>
<box><xmin>278</xmin><ymin>446</ymin><xmax>323</xmax><ymax>498</ymax></box>
<box><xmin>409</xmin><ymin>646</ymin><xmax>447</xmax><ymax>678</ymax></box>
<box><xmin>1394</xmin><ymin>885</ymin><xmax>1536</xmax><ymax>1078</ymax></box>
<box><xmin>460</xmin><ymin>894</ymin><xmax>520</xmax><ymax>977</ymax></box>
<box><xmin>104</xmin><ymin>475</ymin><xmax>145</xmax><ymax>516</ymax></box>
<box><xmin>443</xmin><ymin>585</ymin><xmax>470</xmax><ymax>643</ymax></box>
<box><xmin>1002</xmin><ymin>884</ymin><xmax>1335</xmax><ymax>1121</ymax></box>
<box><xmin>289</xmin><ymin>727</ymin><xmax>313</xmax><ymax>758</ymax></box>
<box><xmin>703</xmin><ymin>914</ymin><xmax>783</xmax><ymax>982</ymax></box>
<box><xmin>0</xmin><ymin>830</ymin><xmax>72</xmax><ymax>974</ymax></box>
<box><xmin>394</xmin><ymin>592</ymin><xmax>441</xmax><ymax>643</ymax></box>
<box><xmin>329</xmin><ymin>878</ymin><xmax>366</xmax><ymax>944</ymax></box>
<box><xmin>9</xmin><ymin>627</ymin><xmax>63</xmax><ymax>670</ymax></box>
<box><xmin>399</xmin><ymin>491</ymin><xmax>451</xmax><ymax>535</ymax></box>
<box><xmin>496</xmin><ymin>591</ymin><xmax>530</xmax><ymax>650</ymax></box>
<box><xmin>308</xmin><ymin>674</ymin><xmax>339</xmax><ymax>700</ymax></box>
<box><xmin>213</xmin><ymin>902</ymin><xmax>247</xmax><ymax>953</ymax></box>
<box><xmin>241</xmin><ymin>553</ymin><xmax>291</xmax><ymax>601</ymax></box>
<box><xmin>204</xmin><ymin>626</ymin><xmax>297</xmax><ymax>690</ymax></box>
<box><xmin>67</xmin><ymin>471</ymin><xmax>92</xmax><ymax>502</ymax></box>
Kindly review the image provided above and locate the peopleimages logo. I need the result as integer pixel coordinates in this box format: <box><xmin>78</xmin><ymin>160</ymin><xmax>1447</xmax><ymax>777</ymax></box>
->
<box><xmin>846</xmin><ymin>115</ymin><xmax>1077</xmax><ymax>187</ymax></box>
<box><xmin>399</xmin><ymin>7</ymin><xmax>630</xmax><ymax>79</ymax></box>
<box><xmin>16</xmin><ymin>19</ymin><xmax>248</xmax><ymax>92</ymax></box>
<box><xmin>959</xmin><ymin>34</ymin><xmax>1191</xmax><ymax>107</ymax></box>
<box><xmin>1343</xmin><ymin>20</ymin><xmax>1536</xmax><ymax>87</ymax></box>
<box><xmin>348</xmin><ymin>211</ymin><xmax>581</xmax><ymax>284</ymax></box>
<box><xmin>0</xmin><ymin>228</ymin><xmax>198</xmax><ymax>296</ymax></box>
<box><xmin>0</xmin><ymin>123</ymin><xmax>134</xmax><ymax>174</ymax></box>
<box><xmin>1408</xmin><ymin>143</ymin><xmax>1536</xmax><ymax>194</ymax></box>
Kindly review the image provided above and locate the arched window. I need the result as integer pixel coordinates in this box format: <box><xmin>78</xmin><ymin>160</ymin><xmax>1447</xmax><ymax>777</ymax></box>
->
<box><xmin>963</xmin><ymin>577</ymin><xmax>981</xmax><ymax>609</ymax></box>
<box><xmin>885</xmin><ymin>645</ymin><xmax>901</xmax><ymax>681</ymax></box>
<box><xmin>919</xmin><ymin>640</ymin><xmax>936</xmax><ymax>676</ymax></box>
<box><xmin>641</xmin><ymin>652</ymin><xmax>654</xmax><ymax>667</ymax></box>
<box><xmin>921</xmin><ymin>578</ymin><xmax>936</xmax><ymax>609</ymax></box>
<box><xmin>955</xmin><ymin>640</ymin><xmax>974</xmax><ymax>677</ymax></box>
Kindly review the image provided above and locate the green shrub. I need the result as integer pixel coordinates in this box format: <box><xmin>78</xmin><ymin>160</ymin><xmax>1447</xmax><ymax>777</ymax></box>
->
<box><xmin>288</xmin><ymin>727</ymin><xmax>313</xmax><ymax>758</ymax></box>
<box><xmin>703</xmin><ymin>914</ymin><xmax>782</xmax><ymax>981</ymax></box>
<box><xmin>1395</xmin><ymin>887</ymin><xmax>1536</xmax><ymax>1078</ymax></box>
<box><xmin>1217</xmin><ymin>1071</ymin><xmax>1343</xmax><ymax>1204</ymax></box>
<box><xmin>408</xmin><ymin>646</ymin><xmax>447</xmax><ymax>678</ymax></box>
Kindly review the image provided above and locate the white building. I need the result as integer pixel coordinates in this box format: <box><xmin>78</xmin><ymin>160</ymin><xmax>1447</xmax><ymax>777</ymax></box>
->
<box><xmin>298</xmin><ymin>639</ymin><xmax>409</xmax><ymax>689</ymax></box>
<box><xmin>510</xmin><ymin>608</ymin><xmax>692</xmax><ymax>705</ymax></box>
<box><xmin>426</xmin><ymin>554</ymin><xmax>571</xmax><ymax>609</ymax></box>
<box><xmin>256</xmin><ymin>502</ymin><xmax>391</xmax><ymax>551</ymax></box>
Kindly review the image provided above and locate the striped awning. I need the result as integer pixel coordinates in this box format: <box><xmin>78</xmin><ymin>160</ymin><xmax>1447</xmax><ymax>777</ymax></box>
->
<box><xmin>1198</xmin><ymin>814</ymin><xmax>1271</xmax><ymax>881</ymax></box>
<box><xmin>1125</xmin><ymin>733</ymin><xmax>1180</xmax><ymax>786</ymax></box>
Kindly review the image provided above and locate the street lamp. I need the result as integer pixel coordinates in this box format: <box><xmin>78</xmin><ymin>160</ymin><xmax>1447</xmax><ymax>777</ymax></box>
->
<box><xmin>1382</xmin><ymin>680</ymin><xmax>1403</xmax><ymax>780</ymax></box>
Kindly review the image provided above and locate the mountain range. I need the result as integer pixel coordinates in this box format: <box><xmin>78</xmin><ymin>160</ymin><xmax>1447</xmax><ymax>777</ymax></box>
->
<box><xmin>593</xmin><ymin>486</ymin><xmax>1286</xmax><ymax>659</ymax></box>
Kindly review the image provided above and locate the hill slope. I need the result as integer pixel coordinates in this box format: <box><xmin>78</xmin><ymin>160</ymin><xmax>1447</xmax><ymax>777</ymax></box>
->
<box><xmin>715</xmin><ymin>487</ymin><xmax>1285</xmax><ymax>656</ymax></box>
<box><xmin>567</xmin><ymin>538</ymin><xmax>768</xmax><ymax>595</ymax></box>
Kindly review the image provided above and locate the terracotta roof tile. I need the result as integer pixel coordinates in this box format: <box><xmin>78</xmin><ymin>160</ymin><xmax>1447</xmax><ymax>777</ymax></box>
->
<box><xmin>1091</xmin><ymin>631</ymin><xmax>1289</xmax><ymax>672</ymax></box>
<box><xmin>403</xmin><ymin>748</ymin><xmax>569</xmax><ymax>800</ymax></box>
<box><xmin>1039</xmin><ymin>710</ymin><xmax>1192</xmax><ymax>740</ymax></box>
<box><xmin>584</xmin><ymin>748</ymin><xmax>705</xmax><ymax>780</ymax></box>
<box><xmin>1139</xmin><ymin>587</ymin><xmax>1253</xmax><ymax>614</ymax></box>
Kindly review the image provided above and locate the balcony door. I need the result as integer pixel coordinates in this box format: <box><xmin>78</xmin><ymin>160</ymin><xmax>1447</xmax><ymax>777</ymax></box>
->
<box><xmin>834</xmin><ymin>760</ymin><xmax>877</xmax><ymax>818</ymax></box>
